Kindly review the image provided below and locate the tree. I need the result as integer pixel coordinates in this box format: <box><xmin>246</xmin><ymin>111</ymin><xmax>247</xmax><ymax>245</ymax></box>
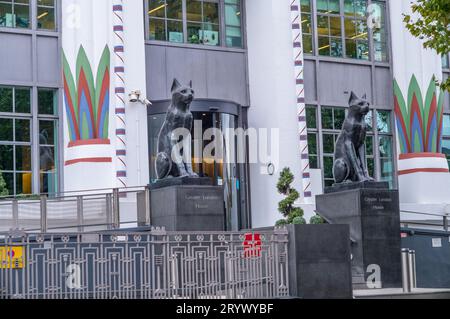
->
<box><xmin>0</xmin><ymin>172</ymin><xmax>10</xmax><ymax>197</ymax></box>
<box><xmin>403</xmin><ymin>0</ymin><xmax>450</xmax><ymax>91</ymax></box>
<box><xmin>275</xmin><ymin>168</ymin><xmax>306</xmax><ymax>226</ymax></box>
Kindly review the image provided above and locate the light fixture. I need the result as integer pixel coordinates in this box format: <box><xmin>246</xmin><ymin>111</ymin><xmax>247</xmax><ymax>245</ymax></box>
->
<box><xmin>148</xmin><ymin>4</ymin><xmax>167</xmax><ymax>15</ymax></box>
<box><xmin>37</xmin><ymin>11</ymin><xmax>49</xmax><ymax>20</ymax></box>
<box><xmin>129</xmin><ymin>90</ymin><xmax>153</xmax><ymax>107</ymax></box>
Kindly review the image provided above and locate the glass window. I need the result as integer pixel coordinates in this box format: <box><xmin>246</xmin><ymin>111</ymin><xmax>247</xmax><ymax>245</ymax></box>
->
<box><xmin>442</xmin><ymin>55</ymin><xmax>449</xmax><ymax>69</ymax></box>
<box><xmin>38</xmin><ymin>88</ymin><xmax>58</xmax><ymax>115</ymax></box>
<box><xmin>301</xmin><ymin>0</ymin><xmax>313</xmax><ymax>54</ymax></box>
<box><xmin>37</xmin><ymin>0</ymin><xmax>55</xmax><ymax>30</ymax></box>
<box><xmin>344</xmin><ymin>0</ymin><xmax>369</xmax><ymax>60</ymax></box>
<box><xmin>317</xmin><ymin>14</ymin><xmax>343</xmax><ymax>57</ymax></box>
<box><xmin>148</xmin><ymin>0</ymin><xmax>232</xmax><ymax>47</ymax></box>
<box><xmin>0</xmin><ymin>0</ymin><xmax>30</xmax><ymax>29</ymax></box>
<box><xmin>225</xmin><ymin>0</ymin><xmax>242</xmax><ymax>48</ymax></box>
<box><xmin>307</xmin><ymin>105</ymin><xmax>395</xmax><ymax>190</ymax></box>
<box><xmin>0</xmin><ymin>86</ymin><xmax>58</xmax><ymax>196</ymax></box>
<box><xmin>372</xmin><ymin>1</ymin><xmax>388</xmax><ymax>62</ymax></box>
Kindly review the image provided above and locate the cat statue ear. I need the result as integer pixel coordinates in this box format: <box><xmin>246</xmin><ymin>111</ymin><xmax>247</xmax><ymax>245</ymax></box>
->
<box><xmin>189</xmin><ymin>80</ymin><xmax>193</xmax><ymax>88</ymax></box>
<box><xmin>349</xmin><ymin>91</ymin><xmax>358</xmax><ymax>104</ymax></box>
<box><xmin>171</xmin><ymin>78</ymin><xmax>181</xmax><ymax>92</ymax></box>
<box><xmin>362</xmin><ymin>93</ymin><xmax>367</xmax><ymax>100</ymax></box>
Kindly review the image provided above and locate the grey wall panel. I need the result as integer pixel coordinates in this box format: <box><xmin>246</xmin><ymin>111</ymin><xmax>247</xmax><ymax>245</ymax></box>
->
<box><xmin>146</xmin><ymin>45</ymin><xmax>168</xmax><ymax>100</ymax></box>
<box><xmin>317</xmin><ymin>62</ymin><xmax>372</xmax><ymax>106</ymax></box>
<box><xmin>304</xmin><ymin>60</ymin><xmax>316</xmax><ymax>103</ymax></box>
<box><xmin>36</xmin><ymin>36</ymin><xmax>60</xmax><ymax>86</ymax></box>
<box><xmin>146</xmin><ymin>44</ymin><xmax>248</xmax><ymax>106</ymax></box>
<box><xmin>374</xmin><ymin>66</ymin><xmax>393</xmax><ymax>108</ymax></box>
<box><xmin>0</xmin><ymin>33</ymin><xmax>32</xmax><ymax>83</ymax></box>
<box><xmin>205</xmin><ymin>50</ymin><xmax>247</xmax><ymax>105</ymax></box>
<box><xmin>166</xmin><ymin>47</ymin><xmax>208</xmax><ymax>98</ymax></box>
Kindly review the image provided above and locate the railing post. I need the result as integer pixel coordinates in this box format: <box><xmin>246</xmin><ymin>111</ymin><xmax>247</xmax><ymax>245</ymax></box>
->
<box><xmin>137</xmin><ymin>186</ymin><xmax>151</xmax><ymax>226</ymax></box>
<box><xmin>106</xmin><ymin>193</ymin><xmax>113</xmax><ymax>230</ymax></box>
<box><xmin>402</xmin><ymin>248</ymin><xmax>412</xmax><ymax>293</ymax></box>
<box><xmin>77</xmin><ymin>196</ymin><xmax>84</xmax><ymax>232</ymax></box>
<box><xmin>444</xmin><ymin>215</ymin><xmax>449</xmax><ymax>232</ymax></box>
<box><xmin>40</xmin><ymin>195</ymin><xmax>47</xmax><ymax>233</ymax></box>
<box><xmin>12</xmin><ymin>199</ymin><xmax>19</xmax><ymax>230</ymax></box>
<box><xmin>112</xmin><ymin>188</ymin><xmax>120</xmax><ymax>229</ymax></box>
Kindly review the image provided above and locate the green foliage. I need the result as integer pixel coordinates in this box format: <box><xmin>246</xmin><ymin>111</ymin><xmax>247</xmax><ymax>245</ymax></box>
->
<box><xmin>310</xmin><ymin>214</ymin><xmax>326</xmax><ymax>225</ymax></box>
<box><xmin>403</xmin><ymin>0</ymin><xmax>450</xmax><ymax>91</ymax></box>
<box><xmin>275</xmin><ymin>168</ymin><xmax>304</xmax><ymax>226</ymax></box>
<box><xmin>0</xmin><ymin>172</ymin><xmax>9</xmax><ymax>197</ymax></box>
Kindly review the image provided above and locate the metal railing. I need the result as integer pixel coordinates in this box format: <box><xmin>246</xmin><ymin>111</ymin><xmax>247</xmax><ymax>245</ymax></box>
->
<box><xmin>401</xmin><ymin>249</ymin><xmax>417</xmax><ymax>293</ymax></box>
<box><xmin>0</xmin><ymin>227</ymin><xmax>290</xmax><ymax>299</ymax></box>
<box><xmin>401</xmin><ymin>209</ymin><xmax>450</xmax><ymax>232</ymax></box>
<box><xmin>0</xmin><ymin>186</ymin><xmax>149</xmax><ymax>233</ymax></box>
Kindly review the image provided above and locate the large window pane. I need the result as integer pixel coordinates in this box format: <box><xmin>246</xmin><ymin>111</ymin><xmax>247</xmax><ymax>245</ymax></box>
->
<box><xmin>306</xmin><ymin>106</ymin><xmax>317</xmax><ymax>129</ymax></box>
<box><xmin>0</xmin><ymin>118</ymin><xmax>13</xmax><ymax>141</ymax></box>
<box><xmin>379</xmin><ymin>136</ymin><xmax>393</xmax><ymax>158</ymax></box>
<box><xmin>149</xmin><ymin>0</ymin><xmax>166</xmax><ymax>18</ymax></box>
<box><xmin>14</xmin><ymin>2</ymin><xmax>30</xmax><ymax>28</ymax></box>
<box><xmin>38</xmin><ymin>89</ymin><xmax>57</xmax><ymax>115</ymax></box>
<box><xmin>150</xmin><ymin>18</ymin><xmax>167</xmax><ymax>41</ymax></box>
<box><xmin>321</xmin><ymin>107</ymin><xmax>333</xmax><ymax>129</ymax></box>
<box><xmin>15</xmin><ymin>88</ymin><xmax>31</xmax><ymax>113</ymax></box>
<box><xmin>167</xmin><ymin>19</ymin><xmax>183</xmax><ymax>42</ymax></box>
<box><xmin>16</xmin><ymin>145</ymin><xmax>32</xmax><ymax>171</ymax></box>
<box><xmin>225</xmin><ymin>0</ymin><xmax>242</xmax><ymax>48</ymax></box>
<box><xmin>0</xmin><ymin>145</ymin><xmax>13</xmax><ymax>171</ymax></box>
<box><xmin>167</xmin><ymin>0</ymin><xmax>182</xmax><ymax>19</ymax></box>
<box><xmin>37</xmin><ymin>0</ymin><xmax>56</xmax><ymax>30</ymax></box>
<box><xmin>377</xmin><ymin>110</ymin><xmax>391</xmax><ymax>133</ymax></box>
<box><xmin>15</xmin><ymin>119</ymin><xmax>31</xmax><ymax>142</ymax></box>
<box><xmin>443</xmin><ymin>115</ymin><xmax>450</xmax><ymax>136</ymax></box>
<box><xmin>16</xmin><ymin>172</ymin><xmax>32</xmax><ymax>195</ymax></box>
<box><xmin>0</xmin><ymin>87</ymin><xmax>13</xmax><ymax>113</ymax></box>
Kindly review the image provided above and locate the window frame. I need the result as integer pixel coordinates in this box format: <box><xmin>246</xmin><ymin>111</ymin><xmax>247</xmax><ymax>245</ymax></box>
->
<box><xmin>302</xmin><ymin>0</ymin><xmax>389</xmax><ymax>62</ymax></box>
<box><xmin>145</xmin><ymin>0</ymin><xmax>244</xmax><ymax>49</ymax></box>
<box><xmin>306</xmin><ymin>104</ymin><xmax>396</xmax><ymax>189</ymax></box>
<box><xmin>0</xmin><ymin>0</ymin><xmax>58</xmax><ymax>32</ymax></box>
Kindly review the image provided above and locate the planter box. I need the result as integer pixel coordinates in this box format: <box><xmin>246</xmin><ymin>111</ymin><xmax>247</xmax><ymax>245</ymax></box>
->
<box><xmin>287</xmin><ymin>224</ymin><xmax>352</xmax><ymax>299</ymax></box>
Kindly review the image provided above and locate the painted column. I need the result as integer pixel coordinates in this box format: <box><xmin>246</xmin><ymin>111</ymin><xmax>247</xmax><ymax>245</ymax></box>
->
<box><xmin>390</xmin><ymin>0</ymin><xmax>448</xmax><ymax>205</ymax></box>
<box><xmin>290</xmin><ymin>0</ymin><xmax>312</xmax><ymax>202</ymax></box>
<box><xmin>62</xmin><ymin>0</ymin><xmax>115</xmax><ymax>192</ymax></box>
<box><xmin>113</xmin><ymin>1</ymin><xmax>127</xmax><ymax>188</ymax></box>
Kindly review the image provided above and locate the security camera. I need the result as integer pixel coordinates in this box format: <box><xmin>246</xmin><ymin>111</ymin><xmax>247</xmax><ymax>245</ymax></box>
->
<box><xmin>129</xmin><ymin>90</ymin><xmax>141</xmax><ymax>103</ymax></box>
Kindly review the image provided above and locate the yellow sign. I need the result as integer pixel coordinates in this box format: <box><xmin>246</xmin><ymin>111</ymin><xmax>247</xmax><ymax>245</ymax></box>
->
<box><xmin>0</xmin><ymin>246</ymin><xmax>25</xmax><ymax>269</ymax></box>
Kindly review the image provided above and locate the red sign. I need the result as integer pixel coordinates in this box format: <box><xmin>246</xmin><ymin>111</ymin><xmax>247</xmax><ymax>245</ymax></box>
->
<box><xmin>243</xmin><ymin>233</ymin><xmax>262</xmax><ymax>258</ymax></box>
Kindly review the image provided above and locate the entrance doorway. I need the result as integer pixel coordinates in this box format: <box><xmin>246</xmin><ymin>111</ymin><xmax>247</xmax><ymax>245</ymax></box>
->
<box><xmin>147</xmin><ymin>99</ymin><xmax>250</xmax><ymax>230</ymax></box>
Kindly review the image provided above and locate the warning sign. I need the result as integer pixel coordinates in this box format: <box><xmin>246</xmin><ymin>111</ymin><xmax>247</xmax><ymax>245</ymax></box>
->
<box><xmin>0</xmin><ymin>247</ymin><xmax>25</xmax><ymax>269</ymax></box>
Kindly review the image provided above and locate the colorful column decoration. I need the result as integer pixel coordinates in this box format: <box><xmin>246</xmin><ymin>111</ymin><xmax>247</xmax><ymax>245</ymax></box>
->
<box><xmin>390</xmin><ymin>0</ymin><xmax>449</xmax><ymax>205</ymax></box>
<box><xmin>290</xmin><ymin>1</ymin><xmax>311</xmax><ymax>200</ymax></box>
<box><xmin>113</xmin><ymin>0</ymin><xmax>127</xmax><ymax>188</ymax></box>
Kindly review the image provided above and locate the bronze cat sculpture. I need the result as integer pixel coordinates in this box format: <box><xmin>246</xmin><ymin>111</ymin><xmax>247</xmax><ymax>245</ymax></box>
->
<box><xmin>333</xmin><ymin>92</ymin><xmax>374</xmax><ymax>184</ymax></box>
<box><xmin>156</xmin><ymin>79</ymin><xmax>198</xmax><ymax>179</ymax></box>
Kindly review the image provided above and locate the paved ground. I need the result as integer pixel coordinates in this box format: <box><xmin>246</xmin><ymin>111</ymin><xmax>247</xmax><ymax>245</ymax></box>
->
<box><xmin>354</xmin><ymin>288</ymin><xmax>450</xmax><ymax>299</ymax></box>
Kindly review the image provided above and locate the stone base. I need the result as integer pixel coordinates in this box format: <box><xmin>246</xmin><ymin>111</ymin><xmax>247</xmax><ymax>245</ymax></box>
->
<box><xmin>150</xmin><ymin>176</ymin><xmax>213</xmax><ymax>190</ymax></box>
<box><xmin>325</xmin><ymin>181</ymin><xmax>389</xmax><ymax>194</ymax></box>
<box><xmin>316</xmin><ymin>185</ymin><xmax>402</xmax><ymax>289</ymax></box>
<box><xmin>287</xmin><ymin>224</ymin><xmax>352</xmax><ymax>299</ymax></box>
<box><xmin>150</xmin><ymin>183</ymin><xmax>225</xmax><ymax>231</ymax></box>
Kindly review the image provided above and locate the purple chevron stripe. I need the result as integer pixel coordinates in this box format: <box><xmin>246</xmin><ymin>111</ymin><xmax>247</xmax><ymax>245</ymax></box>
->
<box><xmin>116</xmin><ymin>150</ymin><xmax>127</xmax><ymax>156</ymax></box>
<box><xmin>293</xmin><ymin>42</ymin><xmax>301</xmax><ymax>48</ymax></box>
<box><xmin>295</xmin><ymin>60</ymin><xmax>303</xmax><ymax>66</ymax></box>
<box><xmin>298</xmin><ymin>116</ymin><xmax>306</xmax><ymax>122</ymax></box>
<box><xmin>114</xmin><ymin>46</ymin><xmax>124</xmax><ymax>52</ymax></box>
<box><xmin>300</xmin><ymin>135</ymin><xmax>307</xmax><ymax>141</ymax></box>
<box><xmin>303</xmin><ymin>173</ymin><xmax>310</xmax><ymax>179</ymax></box>
<box><xmin>297</xmin><ymin>97</ymin><xmax>305</xmax><ymax>103</ymax></box>
<box><xmin>116</xmin><ymin>108</ymin><xmax>126</xmax><ymax>114</ymax></box>
<box><xmin>296</xmin><ymin>79</ymin><xmax>304</xmax><ymax>85</ymax></box>
<box><xmin>304</xmin><ymin>192</ymin><xmax>312</xmax><ymax>198</ymax></box>
<box><xmin>301</xmin><ymin>154</ymin><xmax>309</xmax><ymax>160</ymax></box>
<box><xmin>115</xmin><ymin>87</ymin><xmax>125</xmax><ymax>93</ymax></box>
<box><xmin>117</xmin><ymin>171</ymin><xmax>127</xmax><ymax>178</ymax></box>
<box><xmin>115</xmin><ymin>66</ymin><xmax>125</xmax><ymax>73</ymax></box>
<box><xmin>292</xmin><ymin>23</ymin><xmax>300</xmax><ymax>29</ymax></box>
<box><xmin>116</xmin><ymin>129</ymin><xmax>126</xmax><ymax>135</ymax></box>
<box><xmin>113</xmin><ymin>5</ymin><xmax>123</xmax><ymax>11</ymax></box>
<box><xmin>291</xmin><ymin>5</ymin><xmax>299</xmax><ymax>10</ymax></box>
<box><xmin>114</xmin><ymin>25</ymin><xmax>124</xmax><ymax>31</ymax></box>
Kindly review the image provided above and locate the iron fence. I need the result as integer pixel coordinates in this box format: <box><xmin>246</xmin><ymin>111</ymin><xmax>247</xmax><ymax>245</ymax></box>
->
<box><xmin>0</xmin><ymin>227</ymin><xmax>289</xmax><ymax>299</ymax></box>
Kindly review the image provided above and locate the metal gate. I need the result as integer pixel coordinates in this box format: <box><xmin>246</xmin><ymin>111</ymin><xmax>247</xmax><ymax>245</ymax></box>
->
<box><xmin>0</xmin><ymin>227</ymin><xmax>289</xmax><ymax>299</ymax></box>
